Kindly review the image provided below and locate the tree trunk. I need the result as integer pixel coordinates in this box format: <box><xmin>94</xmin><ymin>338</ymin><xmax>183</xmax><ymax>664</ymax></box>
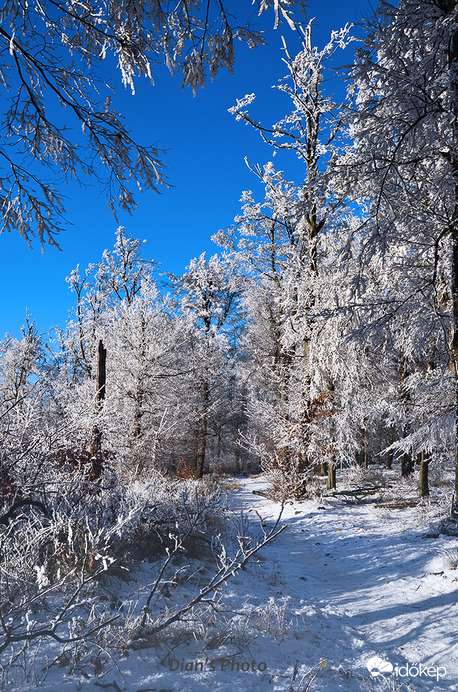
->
<box><xmin>386</xmin><ymin>427</ymin><xmax>393</xmax><ymax>470</ymax></box>
<box><xmin>398</xmin><ymin>360</ymin><xmax>415</xmax><ymax>477</ymax></box>
<box><xmin>131</xmin><ymin>380</ymin><xmax>145</xmax><ymax>478</ymax></box>
<box><xmin>133</xmin><ymin>384</ymin><xmax>144</xmax><ymax>441</ymax></box>
<box><xmin>401</xmin><ymin>451</ymin><xmax>414</xmax><ymax>478</ymax></box>
<box><xmin>327</xmin><ymin>457</ymin><xmax>336</xmax><ymax>490</ymax></box>
<box><xmin>419</xmin><ymin>451</ymin><xmax>430</xmax><ymax>497</ymax></box>
<box><xmin>133</xmin><ymin>315</ymin><xmax>146</xmax><ymax>442</ymax></box>
<box><xmin>363</xmin><ymin>430</ymin><xmax>369</xmax><ymax>469</ymax></box>
<box><xmin>443</xmin><ymin>0</ymin><xmax>458</xmax><ymax>506</ymax></box>
<box><xmin>90</xmin><ymin>339</ymin><xmax>106</xmax><ymax>479</ymax></box>
<box><xmin>195</xmin><ymin>378</ymin><xmax>209</xmax><ymax>479</ymax></box>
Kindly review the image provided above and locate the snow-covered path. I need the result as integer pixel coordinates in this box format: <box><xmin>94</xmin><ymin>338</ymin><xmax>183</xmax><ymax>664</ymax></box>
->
<box><xmin>219</xmin><ymin>475</ymin><xmax>458</xmax><ymax>691</ymax></box>
<box><xmin>17</xmin><ymin>474</ymin><xmax>458</xmax><ymax>692</ymax></box>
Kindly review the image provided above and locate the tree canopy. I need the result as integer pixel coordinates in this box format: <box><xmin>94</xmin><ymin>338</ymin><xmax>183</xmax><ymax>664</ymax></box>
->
<box><xmin>0</xmin><ymin>0</ymin><xmax>306</xmax><ymax>247</ymax></box>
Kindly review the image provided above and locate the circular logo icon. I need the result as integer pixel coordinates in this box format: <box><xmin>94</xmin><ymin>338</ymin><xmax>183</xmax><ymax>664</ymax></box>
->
<box><xmin>366</xmin><ymin>656</ymin><xmax>394</xmax><ymax>677</ymax></box>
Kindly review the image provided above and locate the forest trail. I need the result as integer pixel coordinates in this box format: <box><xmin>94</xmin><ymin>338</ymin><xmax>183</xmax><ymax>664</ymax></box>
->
<box><xmin>17</xmin><ymin>475</ymin><xmax>458</xmax><ymax>692</ymax></box>
<box><xmin>226</xmin><ymin>475</ymin><xmax>458</xmax><ymax>691</ymax></box>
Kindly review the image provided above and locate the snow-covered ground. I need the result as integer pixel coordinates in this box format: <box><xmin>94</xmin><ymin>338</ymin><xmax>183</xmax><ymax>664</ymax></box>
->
<box><xmin>6</xmin><ymin>473</ymin><xmax>458</xmax><ymax>691</ymax></box>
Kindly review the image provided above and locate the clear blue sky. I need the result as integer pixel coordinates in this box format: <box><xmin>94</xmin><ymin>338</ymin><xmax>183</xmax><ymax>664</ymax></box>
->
<box><xmin>0</xmin><ymin>0</ymin><xmax>373</xmax><ymax>339</ymax></box>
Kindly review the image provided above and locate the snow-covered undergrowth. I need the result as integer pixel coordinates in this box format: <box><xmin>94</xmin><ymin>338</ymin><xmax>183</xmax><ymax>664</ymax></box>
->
<box><xmin>0</xmin><ymin>472</ymin><xmax>235</xmax><ymax>687</ymax></box>
<box><xmin>2</xmin><ymin>469</ymin><xmax>458</xmax><ymax>691</ymax></box>
<box><xmin>0</xmin><ymin>470</ymin><xmax>285</xmax><ymax>690</ymax></box>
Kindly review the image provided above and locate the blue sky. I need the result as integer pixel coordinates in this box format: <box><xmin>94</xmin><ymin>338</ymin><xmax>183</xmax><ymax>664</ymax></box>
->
<box><xmin>0</xmin><ymin>0</ymin><xmax>373</xmax><ymax>339</ymax></box>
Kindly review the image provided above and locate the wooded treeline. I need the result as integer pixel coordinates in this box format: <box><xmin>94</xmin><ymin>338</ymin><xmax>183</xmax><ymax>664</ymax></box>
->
<box><xmin>1</xmin><ymin>0</ymin><xmax>457</xmax><ymax>503</ymax></box>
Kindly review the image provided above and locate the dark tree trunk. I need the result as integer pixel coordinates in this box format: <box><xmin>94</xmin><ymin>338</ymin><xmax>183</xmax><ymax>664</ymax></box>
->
<box><xmin>363</xmin><ymin>431</ymin><xmax>369</xmax><ymax>469</ymax></box>
<box><xmin>419</xmin><ymin>451</ymin><xmax>430</xmax><ymax>497</ymax></box>
<box><xmin>133</xmin><ymin>385</ymin><xmax>144</xmax><ymax>441</ymax></box>
<box><xmin>195</xmin><ymin>378</ymin><xmax>209</xmax><ymax>479</ymax></box>
<box><xmin>327</xmin><ymin>457</ymin><xmax>336</xmax><ymax>490</ymax></box>
<box><xmin>399</xmin><ymin>360</ymin><xmax>414</xmax><ymax>477</ymax></box>
<box><xmin>436</xmin><ymin>0</ymin><xmax>458</xmax><ymax>510</ymax></box>
<box><xmin>452</xmin><ymin>131</ymin><xmax>458</xmax><ymax>498</ymax></box>
<box><xmin>90</xmin><ymin>339</ymin><xmax>106</xmax><ymax>479</ymax></box>
<box><xmin>385</xmin><ymin>426</ymin><xmax>393</xmax><ymax>470</ymax></box>
<box><xmin>133</xmin><ymin>316</ymin><xmax>146</xmax><ymax>442</ymax></box>
<box><xmin>401</xmin><ymin>452</ymin><xmax>414</xmax><ymax>478</ymax></box>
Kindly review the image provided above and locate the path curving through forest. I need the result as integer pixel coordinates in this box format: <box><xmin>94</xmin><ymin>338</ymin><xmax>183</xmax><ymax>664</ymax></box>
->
<box><xmin>226</xmin><ymin>475</ymin><xmax>458</xmax><ymax>691</ymax></box>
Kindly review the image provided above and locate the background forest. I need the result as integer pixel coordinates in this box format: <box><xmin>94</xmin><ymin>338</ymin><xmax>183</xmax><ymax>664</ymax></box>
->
<box><xmin>1</xmin><ymin>0</ymin><xmax>457</xmax><ymax>688</ymax></box>
<box><xmin>2</xmin><ymin>0</ymin><xmax>456</xmax><ymax>499</ymax></box>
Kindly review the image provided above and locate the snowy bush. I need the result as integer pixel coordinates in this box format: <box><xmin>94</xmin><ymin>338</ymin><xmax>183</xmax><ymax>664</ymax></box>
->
<box><xmin>440</xmin><ymin>548</ymin><xmax>458</xmax><ymax>571</ymax></box>
<box><xmin>0</xmin><ymin>462</ymin><xmax>285</xmax><ymax>690</ymax></box>
<box><xmin>261</xmin><ymin>448</ymin><xmax>308</xmax><ymax>501</ymax></box>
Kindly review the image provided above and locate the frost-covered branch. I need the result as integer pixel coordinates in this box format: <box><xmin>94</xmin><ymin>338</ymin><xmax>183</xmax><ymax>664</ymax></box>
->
<box><xmin>0</xmin><ymin>1</ymin><xmax>307</xmax><ymax>246</ymax></box>
<box><xmin>140</xmin><ymin>504</ymin><xmax>287</xmax><ymax>634</ymax></box>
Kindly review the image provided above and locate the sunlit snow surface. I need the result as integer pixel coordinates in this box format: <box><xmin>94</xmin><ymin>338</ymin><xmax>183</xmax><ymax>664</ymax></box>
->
<box><xmin>10</xmin><ymin>475</ymin><xmax>458</xmax><ymax>691</ymax></box>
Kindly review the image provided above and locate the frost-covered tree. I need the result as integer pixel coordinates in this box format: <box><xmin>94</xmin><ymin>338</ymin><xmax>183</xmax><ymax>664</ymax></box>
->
<box><xmin>320</xmin><ymin>227</ymin><xmax>450</xmax><ymax>494</ymax></box>
<box><xmin>0</xmin><ymin>318</ymin><xmax>70</xmax><ymax>500</ymax></box>
<box><xmin>0</xmin><ymin>0</ymin><xmax>306</xmax><ymax>247</ymax></box>
<box><xmin>101</xmin><ymin>279</ymin><xmax>198</xmax><ymax>479</ymax></box>
<box><xmin>218</xmin><ymin>22</ymin><xmax>352</xmax><ymax>493</ymax></box>
<box><xmin>337</xmin><ymin>0</ymin><xmax>457</xmax><ymax>496</ymax></box>
<box><xmin>176</xmin><ymin>252</ymin><xmax>243</xmax><ymax>477</ymax></box>
<box><xmin>216</xmin><ymin>166</ymin><xmax>309</xmax><ymax>491</ymax></box>
<box><xmin>60</xmin><ymin>229</ymin><xmax>171</xmax><ymax>478</ymax></box>
<box><xmin>60</xmin><ymin>234</ymin><xmax>244</xmax><ymax>480</ymax></box>
<box><xmin>0</xmin><ymin>318</ymin><xmax>44</xmax><ymax>412</ymax></box>
<box><xmin>63</xmin><ymin>227</ymin><xmax>153</xmax><ymax>379</ymax></box>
